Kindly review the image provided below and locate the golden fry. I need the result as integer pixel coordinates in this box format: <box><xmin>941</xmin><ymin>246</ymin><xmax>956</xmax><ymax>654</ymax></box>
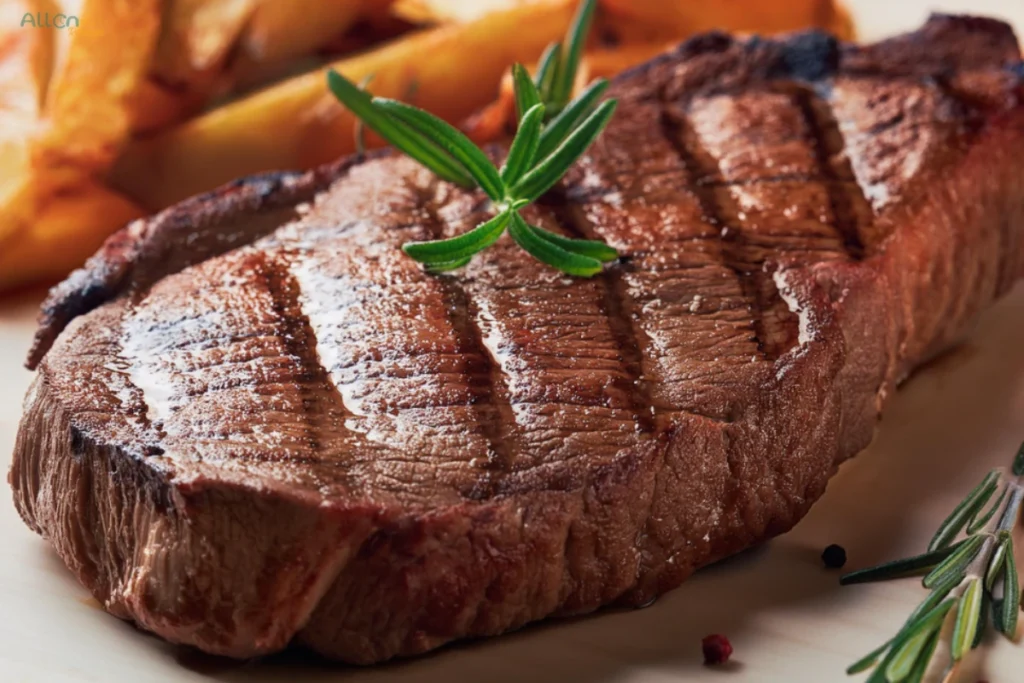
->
<box><xmin>0</xmin><ymin>180</ymin><xmax>144</xmax><ymax>290</ymax></box>
<box><xmin>112</xmin><ymin>0</ymin><xmax>577</xmax><ymax>209</ymax></box>
<box><xmin>601</xmin><ymin>0</ymin><xmax>854</xmax><ymax>41</ymax></box>
<box><xmin>33</xmin><ymin>0</ymin><xmax>161</xmax><ymax>174</ymax></box>
<box><xmin>0</xmin><ymin>0</ymin><xmax>158</xmax><ymax>281</ymax></box>
<box><xmin>392</xmin><ymin>0</ymin><xmax>526</xmax><ymax>24</ymax></box>
<box><xmin>0</xmin><ymin>0</ymin><xmax>856</xmax><ymax>292</ymax></box>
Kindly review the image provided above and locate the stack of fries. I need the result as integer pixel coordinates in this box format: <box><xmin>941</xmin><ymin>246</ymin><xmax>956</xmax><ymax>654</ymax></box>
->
<box><xmin>0</xmin><ymin>0</ymin><xmax>851</xmax><ymax>291</ymax></box>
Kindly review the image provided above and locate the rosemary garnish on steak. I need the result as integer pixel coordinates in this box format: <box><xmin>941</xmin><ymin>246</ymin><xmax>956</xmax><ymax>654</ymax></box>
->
<box><xmin>326</xmin><ymin>0</ymin><xmax>619</xmax><ymax>276</ymax></box>
<box><xmin>841</xmin><ymin>441</ymin><xmax>1024</xmax><ymax>682</ymax></box>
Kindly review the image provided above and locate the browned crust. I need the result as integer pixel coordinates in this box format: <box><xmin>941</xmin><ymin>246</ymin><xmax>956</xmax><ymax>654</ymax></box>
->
<box><xmin>10</xmin><ymin>15</ymin><xmax>1024</xmax><ymax>665</ymax></box>
<box><xmin>26</xmin><ymin>154</ymin><xmax>373</xmax><ymax>369</ymax></box>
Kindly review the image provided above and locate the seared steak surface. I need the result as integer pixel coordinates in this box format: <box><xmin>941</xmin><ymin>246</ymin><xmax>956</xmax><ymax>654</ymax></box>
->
<box><xmin>11</xmin><ymin>16</ymin><xmax>1024</xmax><ymax>663</ymax></box>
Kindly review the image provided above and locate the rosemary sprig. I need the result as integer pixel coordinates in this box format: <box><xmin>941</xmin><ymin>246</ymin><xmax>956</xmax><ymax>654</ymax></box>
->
<box><xmin>842</xmin><ymin>441</ymin><xmax>1024</xmax><ymax>682</ymax></box>
<box><xmin>325</xmin><ymin>0</ymin><xmax>618</xmax><ymax>275</ymax></box>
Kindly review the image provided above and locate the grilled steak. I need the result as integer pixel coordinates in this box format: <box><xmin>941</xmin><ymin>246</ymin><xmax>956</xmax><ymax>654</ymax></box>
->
<box><xmin>10</xmin><ymin>15</ymin><xmax>1024</xmax><ymax>664</ymax></box>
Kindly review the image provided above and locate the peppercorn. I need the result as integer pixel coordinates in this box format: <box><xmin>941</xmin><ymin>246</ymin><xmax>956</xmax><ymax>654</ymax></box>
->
<box><xmin>822</xmin><ymin>543</ymin><xmax>847</xmax><ymax>569</ymax></box>
<box><xmin>702</xmin><ymin>633</ymin><xmax>733</xmax><ymax>665</ymax></box>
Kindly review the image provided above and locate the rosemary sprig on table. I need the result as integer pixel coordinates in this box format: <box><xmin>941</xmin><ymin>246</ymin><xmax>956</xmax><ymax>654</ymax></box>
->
<box><xmin>841</xmin><ymin>442</ymin><xmax>1024</xmax><ymax>683</ymax></box>
<box><xmin>326</xmin><ymin>0</ymin><xmax>618</xmax><ymax>276</ymax></box>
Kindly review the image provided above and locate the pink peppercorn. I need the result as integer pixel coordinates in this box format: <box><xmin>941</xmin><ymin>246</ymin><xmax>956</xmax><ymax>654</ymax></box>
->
<box><xmin>702</xmin><ymin>634</ymin><xmax>733</xmax><ymax>665</ymax></box>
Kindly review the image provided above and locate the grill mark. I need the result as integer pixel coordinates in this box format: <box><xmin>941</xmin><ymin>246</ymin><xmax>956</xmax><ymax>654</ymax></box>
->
<box><xmin>421</xmin><ymin>198</ymin><xmax>518</xmax><ymax>495</ymax></box>
<box><xmin>260</xmin><ymin>250</ymin><xmax>351</xmax><ymax>458</ymax></box>
<box><xmin>549</xmin><ymin>201</ymin><xmax>657</xmax><ymax>437</ymax></box>
<box><xmin>113</xmin><ymin>304</ymin><xmax>168</xmax><ymax>451</ymax></box>
<box><xmin>793</xmin><ymin>86</ymin><xmax>872</xmax><ymax>259</ymax></box>
<box><xmin>437</xmin><ymin>278</ymin><xmax>519</xmax><ymax>493</ymax></box>
<box><xmin>658</xmin><ymin>107</ymin><xmax>779</xmax><ymax>360</ymax></box>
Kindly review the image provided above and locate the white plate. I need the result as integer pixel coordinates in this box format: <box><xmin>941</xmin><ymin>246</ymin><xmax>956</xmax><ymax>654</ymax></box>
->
<box><xmin>2</xmin><ymin>2</ymin><xmax>1024</xmax><ymax>681</ymax></box>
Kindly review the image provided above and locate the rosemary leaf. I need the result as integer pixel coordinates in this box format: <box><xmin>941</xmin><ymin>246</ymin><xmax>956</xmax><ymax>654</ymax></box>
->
<box><xmin>968</xmin><ymin>484</ymin><xmax>1009</xmax><ymax>534</ymax></box>
<box><xmin>402</xmin><ymin>211</ymin><xmax>511</xmax><ymax>264</ymax></box>
<box><xmin>509</xmin><ymin>213</ymin><xmax>602</xmax><ymax>277</ymax></box>
<box><xmin>326</xmin><ymin>70</ymin><xmax>474</xmax><ymax>187</ymax></box>
<box><xmin>536</xmin><ymin>78</ymin><xmax>609</xmax><ymax>160</ymax></box>
<box><xmin>986</xmin><ymin>533</ymin><xmax>1011</xmax><ymax>592</ymax></box>
<box><xmin>890</xmin><ymin>598</ymin><xmax>958</xmax><ymax>681</ymax></box>
<box><xmin>551</xmin><ymin>0</ymin><xmax>598</xmax><ymax>111</ymax></box>
<box><xmin>511</xmin><ymin>99</ymin><xmax>617</xmax><ymax>202</ymax></box>
<box><xmin>923</xmin><ymin>535</ymin><xmax>985</xmax><ymax>589</ymax></box>
<box><xmin>974</xmin><ymin>587</ymin><xmax>990</xmax><ymax>649</ymax></box>
<box><xmin>1001</xmin><ymin>535</ymin><xmax>1020</xmax><ymax>638</ymax></box>
<box><xmin>854</xmin><ymin>597</ymin><xmax>956</xmax><ymax>680</ymax></box>
<box><xmin>374</xmin><ymin>98</ymin><xmax>506</xmax><ymax>201</ymax></box>
<box><xmin>327</xmin><ymin>0</ymin><xmax>618</xmax><ymax>276</ymax></box>
<box><xmin>528</xmin><ymin>223</ymin><xmax>618</xmax><ymax>262</ymax></box>
<box><xmin>353</xmin><ymin>74</ymin><xmax>375</xmax><ymax>156</ymax></box>
<box><xmin>425</xmin><ymin>256</ymin><xmax>473</xmax><ymax>272</ymax></box>
<box><xmin>534</xmin><ymin>41</ymin><xmax>562</xmax><ymax>105</ymax></box>
<box><xmin>865</xmin><ymin>650</ymin><xmax>898</xmax><ymax>683</ymax></box>
<box><xmin>500</xmin><ymin>104</ymin><xmax>545</xmax><ymax>186</ymax></box>
<box><xmin>951</xmin><ymin>577</ymin><xmax>983</xmax><ymax>660</ymax></box>
<box><xmin>1014</xmin><ymin>440</ymin><xmax>1024</xmax><ymax>476</ymax></box>
<box><xmin>512</xmin><ymin>64</ymin><xmax>543</xmax><ymax>123</ymax></box>
<box><xmin>998</xmin><ymin>485</ymin><xmax>1024</xmax><ymax>531</ymax></box>
<box><xmin>928</xmin><ymin>470</ymin><xmax>1000</xmax><ymax>551</ymax></box>
<box><xmin>840</xmin><ymin>541</ymin><xmax>965</xmax><ymax>586</ymax></box>
<box><xmin>906</xmin><ymin>573</ymin><xmax>962</xmax><ymax>627</ymax></box>
<box><xmin>906</xmin><ymin>631</ymin><xmax>940</xmax><ymax>683</ymax></box>
<box><xmin>887</xmin><ymin>625</ymin><xmax>937</xmax><ymax>681</ymax></box>
<box><xmin>846</xmin><ymin>641</ymin><xmax>890</xmax><ymax>675</ymax></box>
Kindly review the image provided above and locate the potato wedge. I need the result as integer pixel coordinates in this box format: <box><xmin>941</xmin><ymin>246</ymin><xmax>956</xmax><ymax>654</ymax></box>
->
<box><xmin>152</xmin><ymin>0</ymin><xmax>256</xmax><ymax>83</ymax></box>
<box><xmin>241</xmin><ymin>0</ymin><xmax>365</xmax><ymax>65</ymax></box>
<box><xmin>0</xmin><ymin>179</ymin><xmax>143</xmax><ymax>290</ymax></box>
<box><xmin>0</xmin><ymin>0</ymin><xmax>49</xmax><ymax>248</ymax></box>
<box><xmin>152</xmin><ymin>0</ymin><xmax>372</xmax><ymax>91</ymax></box>
<box><xmin>601</xmin><ymin>0</ymin><xmax>854</xmax><ymax>41</ymax></box>
<box><xmin>392</xmin><ymin>0</ymin><xmax>526</xmax><ymax>24</ymax></box>
<box><xmin>0</xmin><ymin>0</ymin><xmax>158</xmax><ymax>283</ymax></box>
<box><xmin>33</xmin><ymin>0</ymin><xmax>161</xmax><ymax>174</ymax></box>
<box><xmin>112</xmin><ymin>0</ymin><xmax>578</xmax><ymax>209</ymax></box>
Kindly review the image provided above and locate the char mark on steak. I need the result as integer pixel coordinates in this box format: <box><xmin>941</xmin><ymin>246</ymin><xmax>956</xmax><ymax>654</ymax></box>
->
<box><xmin>10</xmin><ymin>15</ymin><xmax>1024</xmax><ymax>664</ymax></box>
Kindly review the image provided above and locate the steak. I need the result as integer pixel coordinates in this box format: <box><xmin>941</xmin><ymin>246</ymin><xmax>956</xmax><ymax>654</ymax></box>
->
<box><xmin>10</xmin><ymin>15</ymin><xmax>1024</xmax><ymax>664</ymax></box>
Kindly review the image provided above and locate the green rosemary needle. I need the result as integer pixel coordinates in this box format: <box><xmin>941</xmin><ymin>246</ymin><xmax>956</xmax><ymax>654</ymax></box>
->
<box><xmin>325</xmin><ymin>0</ymin><xmax>618</xmax><ymax>276</ymax></box>
<box><xmin>842</xmin><ymin>441</ymin><xmax>1024</xmax><ymax>682</ymax></box>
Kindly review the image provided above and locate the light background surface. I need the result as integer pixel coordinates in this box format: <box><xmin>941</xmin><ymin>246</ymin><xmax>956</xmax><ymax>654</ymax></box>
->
<box><xmin>2</xmin><ymin>2</ymin><xmax>1024</xmax><ymax>681</ymax></box>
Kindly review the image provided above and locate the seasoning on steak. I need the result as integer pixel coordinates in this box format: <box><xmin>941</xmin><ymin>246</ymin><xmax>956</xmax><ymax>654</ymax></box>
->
<box><xmin>10</xmin><ymin>15</ymin><xmax>1024</xmax><ymax>664</ymax></box>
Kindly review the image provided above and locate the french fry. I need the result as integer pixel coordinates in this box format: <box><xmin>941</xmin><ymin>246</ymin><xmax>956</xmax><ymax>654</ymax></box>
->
<box><xmin>151</xmin><ymin>0</ymin><xmax>256</xmax><ymax>83</ymax></box>
<box><xmin>125</xmin><ymin>79</ymin><xmax>208</xmax><ymax>134</ymax></box>
<box><xmin>0</xmin><ymin>0</ymin><xmax>857</xmax><ymax>292</ymax></box>
<box><xmin>0</xmin><ymin>0</ymin><xmax>158</xmax><ymax>277</ymax></box>
<box><xmin>0</xmin><ymin>180</ymin><xmax>144</xmax><ymax>290</ymax></box>
<box><xmin>0</xmin><ymin>0</ymin><xmax>48</xmax><ymax>248</ymax></box>
<box><xmin>112</xmin><ymin>0</ymin><xmax>578</xmax><ymax>209</ymax></box>
<box><xmin>32</xmin><ymin>0</ymin><xmax>161</xmax><ymax>174</ymax></box>
<box><xmin>392</xmin><ymin>0</ymin><xmax>525</xmax><ymax>24</ymax></box>
<box><xmin>240</xmin><ymin>0</ymin><xmax>365</xmax><ymax>66</ymax></box>
<box><xmin>581</xmin><ymin>43</ymin><xmax>678</xmax><ymax>80</ymax></box>
<box><xmin>601</xmin><ymin>0</ymin><xmax>854</xmax><ymax>41</ymax></box>
<box><xmin>151</xmin><ymin>0</ymin><xmax>373</xmax><ymax>92</ymax></box>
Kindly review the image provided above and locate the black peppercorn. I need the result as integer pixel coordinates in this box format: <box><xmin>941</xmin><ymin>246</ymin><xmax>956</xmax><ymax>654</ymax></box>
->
<box><xmin>822</xmin><ymin>543</ymin><xmax>847</xmax><ymax>569</ymax></box>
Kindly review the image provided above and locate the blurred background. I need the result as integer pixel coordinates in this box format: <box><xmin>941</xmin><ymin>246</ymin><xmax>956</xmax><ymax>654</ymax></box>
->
<box><xmin>0</xmin><ymin>0</ymin><xmax>1020</xmax><ymax>294</ymax></box>
<box><xmin>0</xmin><ymin>0</ymin><xmax>855</xmax><ymax>291</ymax></box>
